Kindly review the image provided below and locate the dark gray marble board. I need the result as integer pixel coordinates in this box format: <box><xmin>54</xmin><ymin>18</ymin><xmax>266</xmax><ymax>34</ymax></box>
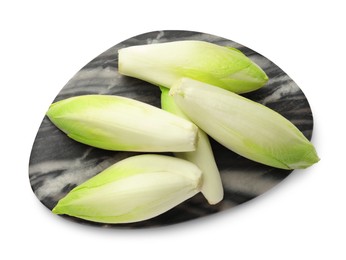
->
<box><xmin>29</xmin><ymin>30</ymin><xmax>314</xmax><ymax>228</ymax></box>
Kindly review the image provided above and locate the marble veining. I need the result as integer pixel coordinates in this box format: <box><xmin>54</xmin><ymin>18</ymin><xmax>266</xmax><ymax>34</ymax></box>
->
<box><xmin>29</xmin><ymin>30</ymin><xmax>314</xmax><ymax>228</ymax></box>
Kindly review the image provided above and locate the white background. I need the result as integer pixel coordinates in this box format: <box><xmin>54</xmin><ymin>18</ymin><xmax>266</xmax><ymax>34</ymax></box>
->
<box><xmin>1</xmin><ymin>0</ymin><xmax>345</xmax><ymax>259</ymax></box>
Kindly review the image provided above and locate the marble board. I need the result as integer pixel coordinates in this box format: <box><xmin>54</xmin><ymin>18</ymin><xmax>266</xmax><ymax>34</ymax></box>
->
<box><xmin>29</xmin><ymin>30</ymin><xmax>314</xmax><ymax>228</ymax></box>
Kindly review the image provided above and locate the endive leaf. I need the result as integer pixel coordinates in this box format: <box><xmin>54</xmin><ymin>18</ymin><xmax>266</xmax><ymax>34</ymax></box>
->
<box><xmin>170</xmin><ymin>78</ymin><xmax>320</xmax><ymax>170</ymax></box>
<box><xmin>118</xmin><ymin>40</ymin><xmax>268</xmax><ymax>93</ymax></box>
<box><xmin>160</xmin><ymin>87</ymin><xmax>223</xmax><ymax>205</ymax></box>
<box><xmin>46</xmin><ymin>95</ymin><xmax>197</xmax><ymax>152</ymax></box>
<box><xmin>52</xmin><ymin>154</ymin><xmax>202</xmax><ymax>223</ymax></box>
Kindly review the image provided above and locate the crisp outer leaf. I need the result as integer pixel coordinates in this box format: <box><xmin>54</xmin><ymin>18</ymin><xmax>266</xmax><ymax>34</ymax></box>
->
<box><xmin>161</xmin><ymin>87</ymin><xmax>224</xmax><ymax>204</ymax></box>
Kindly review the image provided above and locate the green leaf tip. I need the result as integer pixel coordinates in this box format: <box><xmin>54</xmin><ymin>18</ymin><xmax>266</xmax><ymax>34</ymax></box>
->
<box><xmin>46</xmin><ymin>94</ymin><xmax>198</xmax><ymax>152</ymax></box>
<box><xmin>170</xmin><ymin>78</ymin><xmax>319</xmax><ymax>170</ymax></box>
<box><xmin>118</xmin><ymin>40</ymin><xmax>268</xmax><ymax>93</ymax></box>
<box><xmin>52</xmin><ymin>154</ymin><xmax>202</xmax><ymax>224</ymax></box>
